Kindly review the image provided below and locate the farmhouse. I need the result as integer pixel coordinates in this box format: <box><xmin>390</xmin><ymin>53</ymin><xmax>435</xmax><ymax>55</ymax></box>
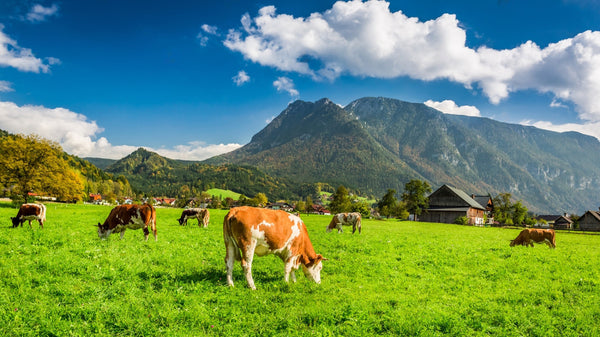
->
<box><xmin>265</xmin><ymin>202</ymin><xmax>294</xmax><ymax>212</ymax></box>
<box><xmin>578</xmin><ymin>210</ymin><xmax>600</xmax><ymax>231</ymax></box>
<box><xmin>471</xmin><ymin>193</ymin><xmax>495</xmax><ymax>224</ymax></box>
<box><xmin>420</xmin><ymin>184</ymin><xmax>486</xmax><ymax>225</ymax></box>
<box><xmin>535</xmin><ymin>214</ymin><xmax>573</xmax><ymax>230</ymax></box>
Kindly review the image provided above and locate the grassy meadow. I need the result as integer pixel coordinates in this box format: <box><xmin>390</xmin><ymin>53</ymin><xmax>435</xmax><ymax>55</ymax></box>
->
<box><xmin>0</xmin><ymin>202</ymin><xmax>599</xmax><ymax>336</ymax></box>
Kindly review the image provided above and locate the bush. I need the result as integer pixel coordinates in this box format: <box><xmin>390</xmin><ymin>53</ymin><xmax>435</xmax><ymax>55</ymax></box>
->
<box><xmin>454</xmin><ymin>216</ymin><xmax>469</xmax><ymax>226</ymax></box>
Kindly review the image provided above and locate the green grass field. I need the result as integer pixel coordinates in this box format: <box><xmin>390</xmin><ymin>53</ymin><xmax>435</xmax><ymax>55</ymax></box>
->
<box><xmin>205</xmin><ymin>189</ymin><xmax>242</xmax><ymax>200</ymax></box>
<box><xmin>1</xmin><ymin>203</ymin><xmax>599</xmax><ymax>336</ymax></box>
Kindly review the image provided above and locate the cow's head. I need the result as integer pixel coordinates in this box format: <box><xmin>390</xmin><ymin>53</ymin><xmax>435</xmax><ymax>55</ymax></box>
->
<box><xmin>509</xmin><ymin>240</ymin><xmax>516</xmax><ymax>247</ymax></box>
<box><xmin>177</xmin><ymin>217</ymin><xmax>184</xmax><ymax>225</ymax></box>
<box><xmin>97</xmin><ymin>223</ymin><xmax>111</xmax><ymax>239</ymax></box>
<box><xmin>10</xmin><ymin>217</ymin><xmax>20</xmax><ymax>228</ymax></box>
<box><xmin>301</xmin><ymin>254</ymin><xmax>327</xmax><ymax>284</ymax></box>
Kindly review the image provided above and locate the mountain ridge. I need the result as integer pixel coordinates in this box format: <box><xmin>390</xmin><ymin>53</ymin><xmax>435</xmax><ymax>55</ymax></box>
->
<box><xmin>207</xmin><ymin>96</ymin><xmax>600</xmax><ymax>214</ymax></box>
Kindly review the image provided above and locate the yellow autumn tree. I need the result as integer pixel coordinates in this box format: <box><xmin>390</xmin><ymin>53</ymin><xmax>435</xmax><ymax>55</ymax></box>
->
<box><xmin>0</xmin><ymin>134</ymin><xmax>84</xmax><ymax>203</ymax></box>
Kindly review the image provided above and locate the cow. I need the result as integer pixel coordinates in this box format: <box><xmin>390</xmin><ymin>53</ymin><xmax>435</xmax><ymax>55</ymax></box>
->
<box><xmin>11</xmin><ymin>203</ymin><xmax>46</xmax><ymax>229</ymax></box>
<box><xmin>177</xmin><ymin>208</ymin><xmax>210</xmax><ymax>228</ymax></box>
<box><xmin>97</xmin><ymin>204</ymin><xmax>157</xmax><ymax>241</ymax></box>
<box><xmin>223</xmin><ymin>206</ymin><xmax>327</xmax><ymax>290</ymax></box>
<box><xmin>510</xmin><ymin>228</ymin><xmax>556</xmax><ymax>248</ymax></box>
<box><xmin>326</xmin><ymin>212</ymin><xmax>362</xmax><ymax>234</ymax></box>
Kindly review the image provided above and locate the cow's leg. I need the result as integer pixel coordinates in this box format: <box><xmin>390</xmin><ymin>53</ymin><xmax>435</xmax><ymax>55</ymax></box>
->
<box><xmin>358</xmin><ymin>223</ymin><xmax>362</xmax><ymax>234</ymax></box>
<box><xmin>352</xmin><ymin>224</ymin><xmax>357</xmax><ymax>234</ymax></box>
<box><xmin>225</xmin><ymin>238</ymin><xmax>238</xmax><ymax>287</ymax></box>
<box><xmin>143</xmin><ymin>227</ymin><xmax>149</xmax><ymax>241</ymax></box>
<box><xmin>39</xmin><ymin>219</ymin><xmax>44</xmax><ymax>229</ymax></box>
<box><xmin>150</xmin><ymin>222</ymin><xmax>157</xmax><ymax>241</ymax></box>
<box><xmin>121</xmin><ymin>230</ymin><xmax>126</xmax><ymax>240</ymax></box>
<box><xmin>28</xmin><ymin>220</ymin><xmax>33</xmax><ymax>229</ymax></box>
<box><xmin>242</xmin><ymin>240</ymin><xmax>257</xmax><ymax>290</ymax></box>
<box><xmin>338</xmin><ymin>225</ymin><xmax>343</xmax><ymax>233</ymax></box>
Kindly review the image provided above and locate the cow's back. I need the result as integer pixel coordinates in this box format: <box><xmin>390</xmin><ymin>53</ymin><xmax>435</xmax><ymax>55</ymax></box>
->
<box><xmin>224</xmin><ymin>206</ymin><xmax>303</xmax><ymax>252</ymax></box>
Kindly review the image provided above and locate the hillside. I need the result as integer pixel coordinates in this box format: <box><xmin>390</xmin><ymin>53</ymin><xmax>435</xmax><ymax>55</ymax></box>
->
<box><xmin>207</xmin><ymin>97</ymin><xmax>600</xmax><ymax>214</ymax></box>
<box><xmin>103</xmin><ymin>148</ymin><xmax>298</xmax><ymax>200</ymax></box>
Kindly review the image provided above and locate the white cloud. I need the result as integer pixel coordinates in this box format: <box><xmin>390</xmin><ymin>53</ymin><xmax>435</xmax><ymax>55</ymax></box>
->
<box><xmin>233</xmin><ymin>70</ymin><xmax>250</xmax><ymax>86</ymax></box>
<box><xmin>521</xmin><ymin>119</ymin><xmax>600</xmax><ymax>140</ymax></box>
<box><xmin>0</xmin><ymin>81</ymin><xmax>13</xmax><ymax>92</ymax></box>
<box><xmin>201</xmin><ymin>24</ymin><xmax>218</xmax><ymax>35</ymax></box>
<box><xmin>0</xmin><ymin>25</ymin><xmax>55</xmax><ymax>73</ymax></box>
<box><xmin>0</xmin><ymin>101</ymin><xmax>242</xmax><ymax>160</ymax></box>
<box><xmin>224</xmin><ymin>1</ymin><xmax>600</xmax><ymax>124</ymax></box>
<box><xmin>424</xmin><ymin>99</ymin><xmax>481</xmax><ymax>117</ymax></box>
<box><xmin>26</xmin><ymin>4</ymin><xmax>59</xmax><ymax>23</ymax></box>
<box><xmin>197</xmin><ymin>24</ymin><xmax>219</xmax><ymax>47</ymax></box>
<box><xmin>273</xmin><ymin>76</ymin><xmax>299</xmax><ymax>97</ymax></box>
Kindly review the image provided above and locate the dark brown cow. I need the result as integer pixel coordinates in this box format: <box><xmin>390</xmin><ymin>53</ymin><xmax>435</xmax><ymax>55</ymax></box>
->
<box><xmin>510</xmin><ymin>228</ymin><xmax>556</xmax><ymax>248</ymax></box>
<box><xmin>326</xmin><ymin>212</ymin><xmax>362</xmax><ymax>234</ymax></box>
<box><xmin>177</xmin><ymin>208</ymin><xmax>209</xmax><ymax>227</ymax></box>
<box><xmin>97</xmin><ymin>204</ymin><xmax>157</xmax><ymax>241</ymax></box>
<box><xmin>11</xmin><ymin>203</ymin><xmax>46</xmax><ymax>228</ymax></box>
<box><xmin>223</xmin><ymin>206</ymin><xmax>326</xmax><ymax>290</ymax></box>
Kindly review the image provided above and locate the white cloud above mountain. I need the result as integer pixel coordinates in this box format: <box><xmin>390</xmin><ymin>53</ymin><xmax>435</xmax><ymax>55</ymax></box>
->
<box><xmin>424</xmin><ymin>100</ymin><xmax>481</xmax><ymax>117</ymax></box>
<box><xmin>224</xmin><ymin>0</ymin><xmax>600</xmax><ymax>123</ymax></box>
<box><xmin>0</xmin><ymin>101</ymin><xmax>241</xmax><ymax>160</ymax></box>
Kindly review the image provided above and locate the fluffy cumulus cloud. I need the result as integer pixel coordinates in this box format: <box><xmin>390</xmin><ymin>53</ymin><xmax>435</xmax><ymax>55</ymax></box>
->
<box><xmin>233</xmin><ymin>70</ymin><xmax>250</xmax><ymax>86</ymax></box>
<box><xmin>0</xmin><ymin>25</ymin><xmax>55</xmax><ymax>73</ymax></box>
<box><xmin>424</xmin><ymin>100</ymin><xmax>481</xmax><ymax>117</ymax></box>
<box><xmin>224</xmin><ymin>0</ymin><xmax>600</xmax><ymax>123</ymax></box>
<box><xmin>26</xmin><ymin>4</ymin><xmax>59</xmax><ymax>23</ymax></box>
<box><xmin>273</xmin><ymin>76</ymin><xmax>299</xmax><ymax>97</ymax></box>
<box><xmin>0</xmin><ymin>101</ymin><xmax>241</xmax><ymax>160</ymax></box>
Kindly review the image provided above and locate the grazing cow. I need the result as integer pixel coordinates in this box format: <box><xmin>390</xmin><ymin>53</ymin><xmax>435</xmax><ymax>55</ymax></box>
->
<box><xmin>177</xmin><ymin>208</ymin><xmax>210</xmax><ymax>228</ymax></box>
<box><xmin>326</xmin><ymin>212</ymin><xmax>362</xmax><ymax>234</ymax></box>
<box><xmin>97</xmin><ymin>204</ymin><xmax>157</xmax><ymax>241</ymax></box>
<box><xmin>11</xmin><ymin>203</ymin><xmax>46</xmax><ymax>229</ymax></box>
<box><xmin>223</xmin><ymin>206</ymin><xmax>326</xmax><ymax>290</ymax></box>
<box><xmin>510</xmin><ymin>228</ymin><xmax>556</xmax><ymax>248</ymax></box>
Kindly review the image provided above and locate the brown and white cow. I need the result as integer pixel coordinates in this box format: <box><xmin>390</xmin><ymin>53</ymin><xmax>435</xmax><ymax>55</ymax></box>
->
<box><xmin>97</xmin><ymin>204</ymin><xmax>157</xmax><ymax>241</ymax></box>
<box><xmin>326</xmin><ymin>212</ymin><xmax>362</xmax><ymax>234</ymax></box>
<box><xmin>11</xmin><ymin>203</ymin><xmax>46</xmax><ymax>229</ymax></box>
<box><xmin>177</xmin><ymin>208</ymin><xmax>209</xmax><ymax>228</ymax></box>
<box><xmin>510</xmin><ymin>228</ymin><xmax>556</xmax><ymax>248</ymax></box>
<box><xmin>223</xmin><ymin>206</ymin><xmax>326</xmax><ymax>290</ymax></box>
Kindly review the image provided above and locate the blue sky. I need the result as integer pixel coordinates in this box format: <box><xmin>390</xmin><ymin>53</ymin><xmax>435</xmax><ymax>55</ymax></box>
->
<box><xmin>1</xmin><ymin>0</ymin><xmax>600</xmax><ymax>159</ymax></box>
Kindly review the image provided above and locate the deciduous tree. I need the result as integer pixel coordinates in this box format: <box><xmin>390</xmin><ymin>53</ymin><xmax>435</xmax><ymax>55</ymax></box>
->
<box><xmin>401</xmin><ymin>179</ymin><xmax>432</xmax><ymax>221</ymax></box>
<box><xmin>0</xmin><ymin>134</ymin><xmax>84</xmax><ymax>203</ymax></box>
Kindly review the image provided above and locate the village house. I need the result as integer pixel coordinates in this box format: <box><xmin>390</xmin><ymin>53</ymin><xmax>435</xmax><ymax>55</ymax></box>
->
<box><xmin>578</xmin><ymin>210</ymin><xmax>600</xmax><ymax>231</ymax></box>
<box><xmin>420</xmin><ymin>184</ymin><xmax>487</xmax><ymax>226</ymax></box>
<box><xmin>535</xmin><ymin>214</ymin><xmax>573</xmax><ymax>229</ymax></box>
<box><xmin>265</xmin><ymin>202</ymin><xmax>294</xmax><ymax>212</ymax></box>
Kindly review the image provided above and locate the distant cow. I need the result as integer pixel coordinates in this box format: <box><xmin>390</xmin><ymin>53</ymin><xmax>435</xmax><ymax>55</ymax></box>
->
<box><xmin>326</xmin><ymin>212</ymin><xmax>362</xmax><ymax>234</ymax></box>
<box><xmin>97</xmin><ymin>204</ymin><xmax>157</xmax><ymax>241</ymax></box>
<box><xmin>177</xmin><ymin>208</ymin><xmax>210</xmax><ymax>228</ymax></box>
<box><xmin>510</xmin><ymin>228</ymin><xmax>556</xmax><ymax>248</ymax></box>
<box><xmin>223</xmin><ymin>206</ymin><xmax>326</xmax><ymax>290</ymax></box>
<box><xmin>11</xmin><ymin>203</ymin><xmax>46</xmax><ymax>229</ymax></box>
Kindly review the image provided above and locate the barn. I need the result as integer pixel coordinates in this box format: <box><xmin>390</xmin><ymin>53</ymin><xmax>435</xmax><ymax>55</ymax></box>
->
<box><xmin>420</xmin><ymin>184</ymin><xmax>486</xmax><ymax>226</ymax></box>
<box><xmin>578</xmin><ymin>210</ymin><xmax>600</xmax><ymax>231</ymax></box>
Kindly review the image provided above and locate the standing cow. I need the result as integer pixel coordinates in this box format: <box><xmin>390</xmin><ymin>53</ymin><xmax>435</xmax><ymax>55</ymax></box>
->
<box><xmin>97</xmin><ymin>204</ymin><xmax>157</xmax><ymax>241</ymax></box>
<box><xmin>326</xmin><ymin>212</ymin><xmax>362</xmax><ymax>234</ymax></box>
<box><xmin>11</xmin><ymin>203</ymin><xmax>46</xmax><ymax>229</ymax></box>
<box><xmin>223</xmin><ymin>206</ymin><xmax>326</xmax><ymax>290</ymax></box>
<box><xmin>177</xmin><ymin>208</ymin><xmax>210</xmax><ymax>228</ymax></box>
<box><xmin>510</xmin><ymin>228</ymin><xmax>556</xmax><ymax>248</ymax></box>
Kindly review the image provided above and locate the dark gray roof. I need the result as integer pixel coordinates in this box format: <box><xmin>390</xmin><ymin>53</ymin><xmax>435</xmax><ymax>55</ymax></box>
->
<box><xmin>443</xmin><ymin>185</ymin><xmax>486</xmax><ymax>210</ymax></box>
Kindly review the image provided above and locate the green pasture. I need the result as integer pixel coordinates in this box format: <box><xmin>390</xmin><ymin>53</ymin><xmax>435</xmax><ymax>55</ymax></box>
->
<box><xmin>205</xmin><ymin>189</ymin><xmax>242</xmax><ymax>200</ymax></box>
<box><xmin>0</xmin><ymin>203</ymin><xmax>599</xmax><ymax>336</ymax></box>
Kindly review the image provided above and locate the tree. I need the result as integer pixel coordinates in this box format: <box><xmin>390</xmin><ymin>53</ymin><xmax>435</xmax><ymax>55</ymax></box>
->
<box><xmin>351</xmin><ymin>200</ymin><xmax>371</xmax><ymax>217</ymax></box>
<box><xmin>401</xmin><ymin>179</ymin><xmax>431</xmax><ymax>221</ymax></box>
<box><xmin>329</xmin><ymin>185</ymin><xmax>351</xmax><ymax>213</ymax></box>
<box><xmin>0</xmin><ymin>134</ymin><xmax>84</xmax><ymax>203</ymax></box>
<box><xmin>305</xmin><ymin>195</ymin><xmax>314</xmax><ymax>214</ymax></box>
<box><xmin>378</xmin><ymin>189</ymin><xmax>398</xmax><ymax>218</ymax></box>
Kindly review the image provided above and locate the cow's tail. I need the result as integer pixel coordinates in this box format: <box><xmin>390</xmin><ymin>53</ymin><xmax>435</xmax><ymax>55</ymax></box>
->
<box><xmin>223</xmin><ymin>211</ymin><xmax>242</xmax><ymax>261</ymax></box>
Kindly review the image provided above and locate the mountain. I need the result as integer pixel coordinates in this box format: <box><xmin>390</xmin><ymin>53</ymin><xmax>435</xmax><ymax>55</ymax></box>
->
<box><xmin>84</xmin><ymin>157</ymin><xmax>117</xmax><ymax>170</ymax></box>
<box><xmin>207</xmin><ymin>97</ymin><xmax>600</xmax><ymax>214</ymax></box>
<box><xmin>104</xmin><ymin>148</ymin><xmax>298</xmax><ymax>200</ymax></box>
